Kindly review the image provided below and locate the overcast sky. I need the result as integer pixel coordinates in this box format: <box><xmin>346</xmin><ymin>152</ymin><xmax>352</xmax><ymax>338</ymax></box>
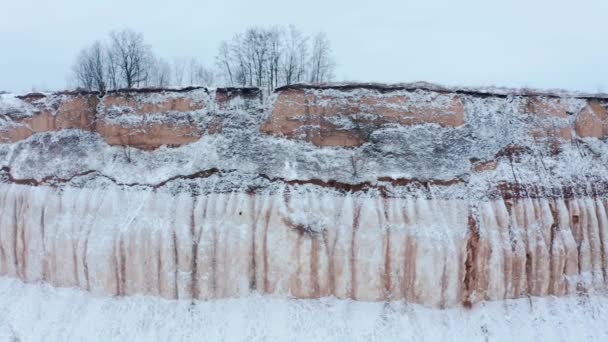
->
<box><xmin>1</xmin><ymin>0</ymin><xmax>607</xmax><ymax>93</ymax></box>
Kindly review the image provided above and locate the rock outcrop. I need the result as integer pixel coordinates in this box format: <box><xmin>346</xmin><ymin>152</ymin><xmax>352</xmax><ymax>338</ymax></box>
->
<box><xmin>0</xmin><ymin>83</ymin><xmax>607</xmax><ymax>308</ymax></box>
<box><xmin>0</xmin><ymin>88</ymin><xmax>210</xmax><ymax>149</ymax></box>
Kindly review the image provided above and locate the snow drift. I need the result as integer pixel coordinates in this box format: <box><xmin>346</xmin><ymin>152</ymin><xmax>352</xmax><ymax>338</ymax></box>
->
<box><xmin>1</xmin><ymin>277</ymin><xmax>608</xmax><ymax>341</ymax></box>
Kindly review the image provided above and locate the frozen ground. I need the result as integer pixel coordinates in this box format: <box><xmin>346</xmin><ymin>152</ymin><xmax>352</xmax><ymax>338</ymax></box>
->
<box><xmin>0</xmin><ymin>277</ymin><xmax>606</xmax><ymax>342</ymax></box>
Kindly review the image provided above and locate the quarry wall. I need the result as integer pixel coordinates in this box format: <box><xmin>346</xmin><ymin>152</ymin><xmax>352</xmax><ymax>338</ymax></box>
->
<box><xmin>0</xmin><ymin>83</ymin><xmax>607</xmax><ymax>308</ymax></box>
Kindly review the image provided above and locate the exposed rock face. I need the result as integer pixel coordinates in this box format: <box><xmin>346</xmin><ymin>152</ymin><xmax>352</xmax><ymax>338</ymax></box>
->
<box><xmin>0</xmin><ymin>83</ymin><xmax>607</xmax><ymax>308</ymax></box>
<box><xmin>575</xmin><ymin>101</ymin><xmax>608</xmax><ymax>138</ymax></box>
<box><xmin>2</xmin><ymin>184</ymin><xmax>608</xmax><ymax>308</ymax></box>
<box><xmin>0</xmin><ymin>94</ymin><xmax>98</xmax><ymax>143</ymax></box>
<box><xmin>261</xmin><ymin>87</ymin><xmax>465</xmax><ymax>147</ymax></box>
<box><xmin>0</xmin><ymin>88</ymin><xmax>210</xmax><ymax>149</ymax></box>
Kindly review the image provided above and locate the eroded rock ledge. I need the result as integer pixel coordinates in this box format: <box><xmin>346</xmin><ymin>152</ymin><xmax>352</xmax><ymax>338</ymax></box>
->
<box><xmin>1</xmin><ymin>83</ymin><xmax>607</xmax><ymax>150</ymax></box>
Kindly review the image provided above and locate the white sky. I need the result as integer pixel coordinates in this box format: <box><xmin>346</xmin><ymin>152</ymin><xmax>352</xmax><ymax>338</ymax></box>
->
<box><xmin>1</xmin><ymin>0</ymin><xmax>607</xmax><ymax>93</ymax></box>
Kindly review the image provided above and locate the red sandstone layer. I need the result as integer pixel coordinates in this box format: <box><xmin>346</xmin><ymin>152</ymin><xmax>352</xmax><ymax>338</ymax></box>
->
<box><xmin>2</xmin><ymin>85</ymin><xmax>607</xmax><ymax>150</ymax></box>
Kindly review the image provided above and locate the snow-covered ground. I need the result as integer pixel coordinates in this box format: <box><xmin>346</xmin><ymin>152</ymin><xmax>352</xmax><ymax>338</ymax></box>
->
<box><xmin>0</xmin><ymin>277</ymin><xmax>606</xmax><ymax>342</ymax></box>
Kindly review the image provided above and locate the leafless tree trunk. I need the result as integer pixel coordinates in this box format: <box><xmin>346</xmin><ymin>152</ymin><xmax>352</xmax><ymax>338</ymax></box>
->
<box><xmin>282</xmin><ymin>25</ymin><xmax>309</xmax><ymax>86</ymax></box>
<box><xmin>240</xmin><ymin>28</ymin><xmax>271</xmax><ymax>89</ymax></box>
<box><xmin>148</xmin><ymin>57</ymin><xmax>171</xmax><ymax>87</ymax></box>
<box><xmin>188</xmin><ymin>58</ymin><xmax>198</xmax><ymax>85</ymax></box>
<box><xmin>309</xmin><ymin>32</ymin><xmax>335</xmax><ymax>84</ymax></box>
<box><xmin>71</xmin><ymin>40</ymin><xmax>107</xmax><ymax>92</ymax></box>
<box><xmin>185</xmin><ymin>58</ymin><xmax>214</xmax><ymax>86</ymax></box>
<box><xmin>267</xmin><ymin>27</ymin><xmax>282</xmax><ymax>93</ymax></box>
<box><xmin>106</xmin><ymin>49</ymin><xmax>119</xmax><ymax>90</ymax></box>
<box><xmin>172</xmin><ymin>57</ymin><xmax>187</xmax><ymax>87</ymax></box>
<box><xmin>216</xmin><ymin>42</ymin><xmax>234</xmax><ymax>86</ymax></box>
<box><xmin>108</xmin><ymin>29</ymin><xmax>153</xmax><ymax>88</ymax></box>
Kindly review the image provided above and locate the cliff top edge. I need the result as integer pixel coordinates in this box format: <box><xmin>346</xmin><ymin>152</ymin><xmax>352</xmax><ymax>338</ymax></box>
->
<box><xmin>3</xmin><ymin>81</ymin><xmax>608</xmax><ymax>100</ymax></box>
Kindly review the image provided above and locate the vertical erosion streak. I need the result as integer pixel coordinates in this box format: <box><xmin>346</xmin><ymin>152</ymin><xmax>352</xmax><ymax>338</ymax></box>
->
<box><xmin>118</xmin><ymin>234</ymin><xmax>127</xmax><ymax>296</ymax></box>
<box><xmin>350</xmin><ymin>201</ymin><xmax>362</xmax><ymax>300</ymax></box>
<box><xmin>262</xmin><ymin>198</ymin><xmax>274</xmax><ymax>294</ymax></box>
<box><xmin>578</xmin><ymin>198</ymin><xmax>591</xmax><ymax>292</ymax></box>
<box><xmin>322</xmin><ymin>228</ymin><xmax>338</xmax><ymax>297</ymax></box>
<box><xmin>310</xmin><ymin>235</ymin><xmax>320</xmax><ymax>298</ymax></box>
<box><xmin>189</xmin><ymin>197</ymin><xmax>199</xmax><ymax>301</ymax></box>
<box><xmin>13</xmin><ymin>196</ymin><xmax>21</xmax><ymax>280</ymax></box>
<box><xmin>172</xmin><ymin>230</ymin><xmax>179</xmax><ymax>299</ymax></box>
<box><xmin>567</xmin><ymin>200</ymin><xmax>582</xmax><ymax>277</ymax></box>
<box><xmin>211</xmin><ymin>223</ymin><xmax>218</xmax><ymax>298</ymax></box>
<box><xmin>437</xmin><ymin>199</ymin><xmax>458</xmax><ymax>308</ymax></box>
<box><xmin>533</xmin><ymin>199</ymin><xmax>551</xmax><ymax>296</ymax></box>
<box><xmin>0</xmin><ymin>191</ymin><xmax>6</xmax><ymax>274</ymax></box>
<box><xmin>521</xmin><ymin>199</ymin><xmax>534</xmax><ymax>297</ymax></box>
<box><xmin>509</xmin><ymin>199</ymin><xmax>526</xmax><ymax>298</ymax></box>
<box><xmin>402</xmin><ymin>199</ymin><xmax>417</xmax><ymax>302</ymax></box>
<box><xmin>558</xmin><ymin>199</ymin><xmax>579</xmax><ymax>295</ymax></box>
<box><xmin>40</xmin><ymin>207</ymin><xmax>48</xmax><ymax>282</ymax></box>
<box><xmin>548</xmin><ymin>200</ymin><xmax>560</xmax><ymax>295</ymax></box>
<box><xmin>156</xmin><ymin>229</ymin><xmax>163</xmax><ymax>297</ymax></box>
<box><xmin>491</xmin><ymin>200</ymin><xmax>511</xmax><ymax>301</ymax></box>
<box><xmin>321</xmin><ymin>193</ymin><xmax>342</xmax><ymax>298</ymax></box>
<box><xmin>248</xmin><ymin>194</ymin><xmax>257</xmax><ymax>292</ymax></box>
<box><xmin>571</xmin><ymin>199</ymin><xmax>587</xmax><ymax>291</ymax></box>
<box><xmin>463</xmin><ymin>211</ymin><xmax>479</xmax><ymax>308</ymax></box>
<box><xmin>440</xmin><ymin>250</ymin><xmax>449</xmax><ymax>308</ymax></box>
<box><xmin>595</xmin><ymin>198</ymin><xmax>608</xmax><ymax>286</ymax></box>
<box><xmin>19</xmin><ymin>195</ymin><xmax>29</xmax><ymax>282</ymax></box>
<box><xmin>193</xmin><ymin>195</ymin><xmax>209</xmax><ymax>300</ymax></box>
<box><xmin>111</xmin><ymin>231</ymin><xmax>119</xmax><ymax>296</ymax></box>
<box><xmin>20</xmin><ymin>195</ymin><xmax>29</xmax><ymax>283</ymax></box>
<box><xmin>80</xmin><ymin>190</ymin><xmax>99</xmax><ymax>292</ymax></box>
<box><xmin>82</xmin><ymin>226</ymin><xmax>91</xmax><ymax>291</ymax></box>
<box><xmin>381</xmin><ymin>197</ymin><xmax>391</xmax><ymax>300</ymax></box>
<box><xmin>585</xmin><ymin>197</ymin><xmax>605</xmax><ymax>287</ymax></box>
<box><xmin>74</xmin><ymin>195</ymin><xmax>90</xmax><ymax>288</ymax></box>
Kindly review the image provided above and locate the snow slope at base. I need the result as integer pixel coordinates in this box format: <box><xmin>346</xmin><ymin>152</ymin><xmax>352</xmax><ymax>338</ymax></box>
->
<box><xmin>0</xmin><ymin>278</ymin><xmax>606</xmax><ymax>342</ymax></box>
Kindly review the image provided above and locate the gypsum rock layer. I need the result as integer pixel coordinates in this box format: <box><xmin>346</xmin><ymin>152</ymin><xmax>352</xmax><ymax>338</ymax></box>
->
<box><xmin>1</xmin><ymin>183</ymin><xmax>608</xmax><ymax>308</ymax></box>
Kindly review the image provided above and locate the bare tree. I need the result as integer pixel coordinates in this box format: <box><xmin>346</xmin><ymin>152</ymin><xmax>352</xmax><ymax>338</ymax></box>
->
<box><xmin>108</xmin><ymin>29</ymin><xmax>153</xmax><ymax>88</ymax></box>
<box><xmin>72</xmin><ymin>53</ymin><xmax>94</xmax><ymax>91</ymax></box>
<box><xmin>267</xmin><ymin>27</ymin><xmax>283</xmax><ymax>93</ymax></box>
<box><xmin>214</xmin><ymin>25</ymin><xmax>335</xmax><ymax>93</ymax></box>
<box><xmin>172</xmin><ymin>57</ymin><xmax>187</xmax><ymax>87</ymax></box>
<box><xmin>232</xmin><ymin>33</ymin><xmax>252</xmax><ymax>86</ymax></box>
<box><xmin>188</xmin><ymin>58</ymin><xmax>214</xmax><ymax>86</ymax></box>
<box><xmin>71</xmin><ymin>40</ymin><xmax>107</xmax><ymax>92</ymax></box>
<box><xmin>106</xmin><ymin>48</ymin><xmax>119</xmax><ymax>90</ymax></box>
<box><xmin>309</xmin><ymin>32</ymin><xmax>335</xmax><ymax>84</ymax></box>
<box><xmin>71</xmin><ymin>25</ymin><xmax>337</xmax><ymax>92</ymax></box>
<box><xmin>157</xmin><ymin>58</ymin><xmax>172</xmax><ymax>87</ymax></box>
<box><xmin>233</xmin><ymin>27</ymin><xmax>271</xmax><ymax>88</ymax></box>
<box><xmin>199</xmin><ymin>67</ymin><xmax>215</xmax><ymax>86</ymax></box>
<box><xmin>216</xmin><ymin>41</ymin><xmax>234</xmax><ymax>86</ymax></box>
<box><xmin>188</xmin><ymin>58</ymin><xmax>199</xmax><ymax>85</ymax></box>
<box><xmin>219</xmin><ymin>27</ymin><xmax>272</xmax><ymax>89</ymax></box>
<box><xmin>281</xmin><ymin>25</ymin><xmax>309</xmax><ymax>86</ymax></box>
<box><xmin>149</xmin><ymin>57</ymin><xmax>171</xmax><ymax>87</ymax></box>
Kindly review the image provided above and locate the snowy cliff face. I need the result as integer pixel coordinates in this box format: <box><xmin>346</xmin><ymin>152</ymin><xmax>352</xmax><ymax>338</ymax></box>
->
<box><xmin>0</xmin><ymin>84</ymin><xmax>607</xmax><ymax>309</ymax></box>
